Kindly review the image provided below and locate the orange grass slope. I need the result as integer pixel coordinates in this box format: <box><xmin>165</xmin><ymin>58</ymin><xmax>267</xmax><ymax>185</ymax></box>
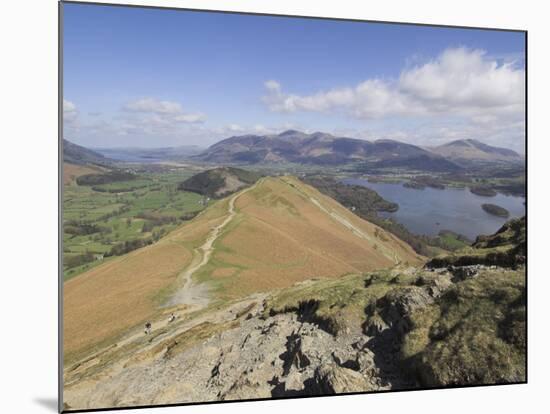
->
<box><xmin>204</xmin><ymin>176</ymin><xmax>424</xmax><ymax>298</ymax></box>
<box><xmin>63</xmin><ymin>175</ymin><xmax>423</xmax><ymax>359</ymax></box>
<box><xmin>63</xmin><ymin>241</ymin><xmax>191</xmax><ymax>358</ymax></box>
<box><xmin>63</xmin><ymin>200</ymin><xmax>230</xmax><ymax>359</ymax></box>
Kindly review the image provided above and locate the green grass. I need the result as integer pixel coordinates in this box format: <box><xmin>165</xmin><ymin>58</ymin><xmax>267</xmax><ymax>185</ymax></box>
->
<box><xmin>261</xmin><ymin>264</ymin><xmax>525</xmax><ymax>387</ymax></box>
<box><xmin>263</xmin><ymin>270</ymin><xmax>401</xmax><ymax>334</ymax></box>
<box><xmin>404</xmin><ymin>268</ymin><xmax>526</xmax><ymax>386</ymax></box>
<box><xmin>91</xmin><ymin>179</ymin><xmax>154</xmax><ymax>192</ymax></box>
<box><xmin>436</xmin><ymin>232</ymin><xmax>470</xmax><ymax>250</ymax></box>
<box><xmin>63</xmin><ymin>168</ymin><xmax>210</xmax><ymax>279</ymax></box>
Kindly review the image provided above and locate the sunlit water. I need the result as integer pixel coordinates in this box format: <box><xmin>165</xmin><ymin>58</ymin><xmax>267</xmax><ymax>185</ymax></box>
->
<box><xmin>342</xmin><ymin>178</ymin><xmax>525</xmax><ymax>240</ymax></box>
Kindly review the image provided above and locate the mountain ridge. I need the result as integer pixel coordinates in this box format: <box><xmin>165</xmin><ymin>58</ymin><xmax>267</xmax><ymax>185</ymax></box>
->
<box><xmin>63</xmin><ymin>139</ymin><xmax>113</xmax><ymax>166</ymax></box>
<box><xmin>430</xmin><ymin>138</ymin><xmax>523</xmax><ymax>165</ymax></box>
<box><xmin>64</xmin><ymin>134</ymin><xmax>523</xmax><ymax>172</ymax></box>
<box><xmin>63</xmin><ymin>175</ymin><xmax>422</xmax><ymax>359</ymax></box>
<box><xmin>194</xmin><ymin>130</ymin><xmax>464</xmax><ymax>171</ymax></box>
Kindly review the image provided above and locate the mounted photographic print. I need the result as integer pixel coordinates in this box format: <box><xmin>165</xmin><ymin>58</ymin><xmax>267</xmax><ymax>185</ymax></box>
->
<box><xmin>60</xmin><ymin>1</ymin><xmax>527</xmax><ymax>411</ymax></box>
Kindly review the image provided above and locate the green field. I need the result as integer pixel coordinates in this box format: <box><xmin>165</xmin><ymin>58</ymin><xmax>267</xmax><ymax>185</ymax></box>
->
<box><xmin>63</xmin><ymin>167</ymin><xmax>210</xmax><ymax>280</ymax></box>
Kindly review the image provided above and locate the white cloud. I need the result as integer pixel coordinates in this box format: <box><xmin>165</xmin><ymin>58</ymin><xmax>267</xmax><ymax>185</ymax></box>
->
<box><xmin>173</xmin><ymin>113</ymin><xmax>206</xmax><ymax>123</ymax></box>
<box><xmin>226</xmin><ymin>124</ymin><xmax>245</xmax><ymax>132</ymax></box>
<box><xmin>261</xmin><ymin>47</ymin><xmax>525</xmax><ymax>151</ymax></box>
<box><xmin>63</xmin><ymin>99</ymin><xmax>78</xmax><ymax>124</ymax></box>
<box><xmin>63</xmin><ymin>99</ymin><xmax>76</xmax><ymax>112</ymax></box>
<box><xmin>72</xmin><ymin>97</ymin><xmax>207</xmax><ymax>146</ymax></box>
<box><xmin>123</xmin><ymin>97</ymin><xmax>182</xmax><ymax>115</ymax></box>
<box><xmin>398</xmin><ymin>48</ymin><xmax>524</xmax><ymax>116</ymax></box>
<box><xmin>263</xmin><ymin>47</ymin><xmax>525</xmax><ymax>122</ymax></box>
<box><xmin>264</xmin><ymin>80</ymin><xmax>281</xmax><ymax>92</ymax></box>
<box><xmin>123</xmin><ymin>97</ymin><xmax>206</xmax><ymax>124</ymax></box>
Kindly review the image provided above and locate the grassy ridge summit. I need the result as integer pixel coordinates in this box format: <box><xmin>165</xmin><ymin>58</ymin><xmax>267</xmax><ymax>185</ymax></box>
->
<box><xmin>191</xmin><ymin>176</ymin><xmax>422</xmax><ymax>300</ymax></box>
<box><xmin>64</xmin><ymin>216</ymin><xmax>525</xmax><ymax>409</ymax></box>
<box><xmin>178</xmin><ymin>167</ymin><xmax>262</xmax><ymax>198</ymax></box>
<box><xmin>64</xmin><ymin>175</ymin><xmax>421</xmax><ymax>360</ymax></box>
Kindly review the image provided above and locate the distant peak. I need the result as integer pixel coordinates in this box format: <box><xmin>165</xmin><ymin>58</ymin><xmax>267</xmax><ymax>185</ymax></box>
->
<box><xmin>374</xmin><ymin>139</ymin><xmax>399</xmax><ymax>144</ymax></box>
<box><xmin>310</xmin><ymin>131</ymin><xmax>333</xmax><ymax>138</ymax></box>
<box><xmin>278</xmin><ymin>129</ymin><xmax>303</xmax><ymax>137</ymax></box>
<box><xmin>446</xmin><ymin>139</ymin><xmax>479</xmax><ymax>146</ymax></box>
<box><xmin>437</xmin><ymin>139</ymin><xmax>521</xmax><ymax>158</ymax></box>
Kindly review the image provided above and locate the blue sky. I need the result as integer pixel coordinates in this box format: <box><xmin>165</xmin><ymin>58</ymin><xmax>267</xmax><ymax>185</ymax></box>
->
<box><xmin>63</xmin><ymin>3</ymin><xmax>525</xmax><ymax>151</ymax></box>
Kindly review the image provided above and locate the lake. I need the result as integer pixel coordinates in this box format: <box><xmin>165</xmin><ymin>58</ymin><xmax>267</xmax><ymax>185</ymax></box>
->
<box><xmin>342</xmin><ymin>178</ymin><xmax>525</xmax><ymax>240</ymax></box>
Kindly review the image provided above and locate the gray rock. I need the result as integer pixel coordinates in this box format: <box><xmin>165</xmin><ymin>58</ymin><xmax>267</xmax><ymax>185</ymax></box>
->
<box><xmin>449</xmin><ymin>265</ymin><xmax>482</xmax><ymax>282</ymax></box>
<box><xmin>64</xmin><ymin>293</ymin><xmax>409</xmax><ymax>409</ymax></box>
<box><xmin>311</xmin><ymin>364</ymin><xmax>375</xmax><ymax>394</ymax></box>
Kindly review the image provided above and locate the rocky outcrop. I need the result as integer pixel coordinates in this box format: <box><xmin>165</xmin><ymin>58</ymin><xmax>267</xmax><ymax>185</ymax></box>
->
<box><xmin>426</xmin><ymin>248</ymin><xmax>525</xmax><ymax>269</ymax></box>
<box><xmin>64</xmin><ymin>257</ymin><xmax>524</xmax><ymax>410</ymax></box>
<box><xmin>66</xmin><ymin>311</ymin><xmax>390</xmax><ymax>409</ymax></box>
<box><xmin>426</xmin><ymin>216</ymin><xmax>526</xmax><ymax>269</ymax></box>
<box><xmin>309</xmin><ymin>363</ymin><xmax>374</xmax><ymax>394</ymax></box>
<box><xmin>473</xmin><ymin>216</ymin><xmax>525</xmax><ymax>249</ymax></box>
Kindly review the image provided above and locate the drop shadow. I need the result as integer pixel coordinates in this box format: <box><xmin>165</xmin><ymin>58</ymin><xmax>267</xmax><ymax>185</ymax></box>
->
<box><xmin>33</xmin><ymin>397</ymin><xmax>58</xmax><ymax>412</ymax></box>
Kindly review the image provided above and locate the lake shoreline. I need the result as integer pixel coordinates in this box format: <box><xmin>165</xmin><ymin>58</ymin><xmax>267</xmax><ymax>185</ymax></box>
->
<box><xmin>342</xmin><ymin>178</ymin><xmax>525</xmax><ymax>240</ymax></box>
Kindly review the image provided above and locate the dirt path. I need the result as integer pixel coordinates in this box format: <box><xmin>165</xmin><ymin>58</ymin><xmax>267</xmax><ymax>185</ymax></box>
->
<box><xmin>64</xmin><ymin>292</ymin><xmax>269</xmax><ymax>390</ymax></box>
<box><xmin>166</xmin><ymin>180</ymin><xmax>261</xmax><ymax>308</ymax></box>
<box><xmin>64</xmin><ymin>181</ymin><xmax>264</xmax><ymax>392</ymax></box>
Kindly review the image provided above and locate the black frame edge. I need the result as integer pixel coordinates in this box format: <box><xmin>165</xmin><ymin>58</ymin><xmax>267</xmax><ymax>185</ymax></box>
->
<box><xmin>60</xmin><ymin>0</ymin><xmax>527</xmax><ymax>33</ymax></box>
<box><xmin>59</xmin><ymin>1</ymin><xmax>65</xmax><ymax>412</ymax></box>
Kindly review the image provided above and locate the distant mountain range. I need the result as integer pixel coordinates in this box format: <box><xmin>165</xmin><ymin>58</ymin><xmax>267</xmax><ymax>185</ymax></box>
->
<box><xmin>63</xmin><ymin>132</ymin><xmax>524</xmax><ymax>173</ymax></box>
<box><xmin>63</xmin><ymin>139</ymin><xmax>202</xmax><ymax>165</ymax></box>
<box><xmin>94</xmin><ymin>145</ymin><xmax>203</xmax><ymax>163</ymax></box>
<box><xmin>193</xmin><ymin>130</ymin><xmax>523</xmax><ymax>172</ymax></box>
